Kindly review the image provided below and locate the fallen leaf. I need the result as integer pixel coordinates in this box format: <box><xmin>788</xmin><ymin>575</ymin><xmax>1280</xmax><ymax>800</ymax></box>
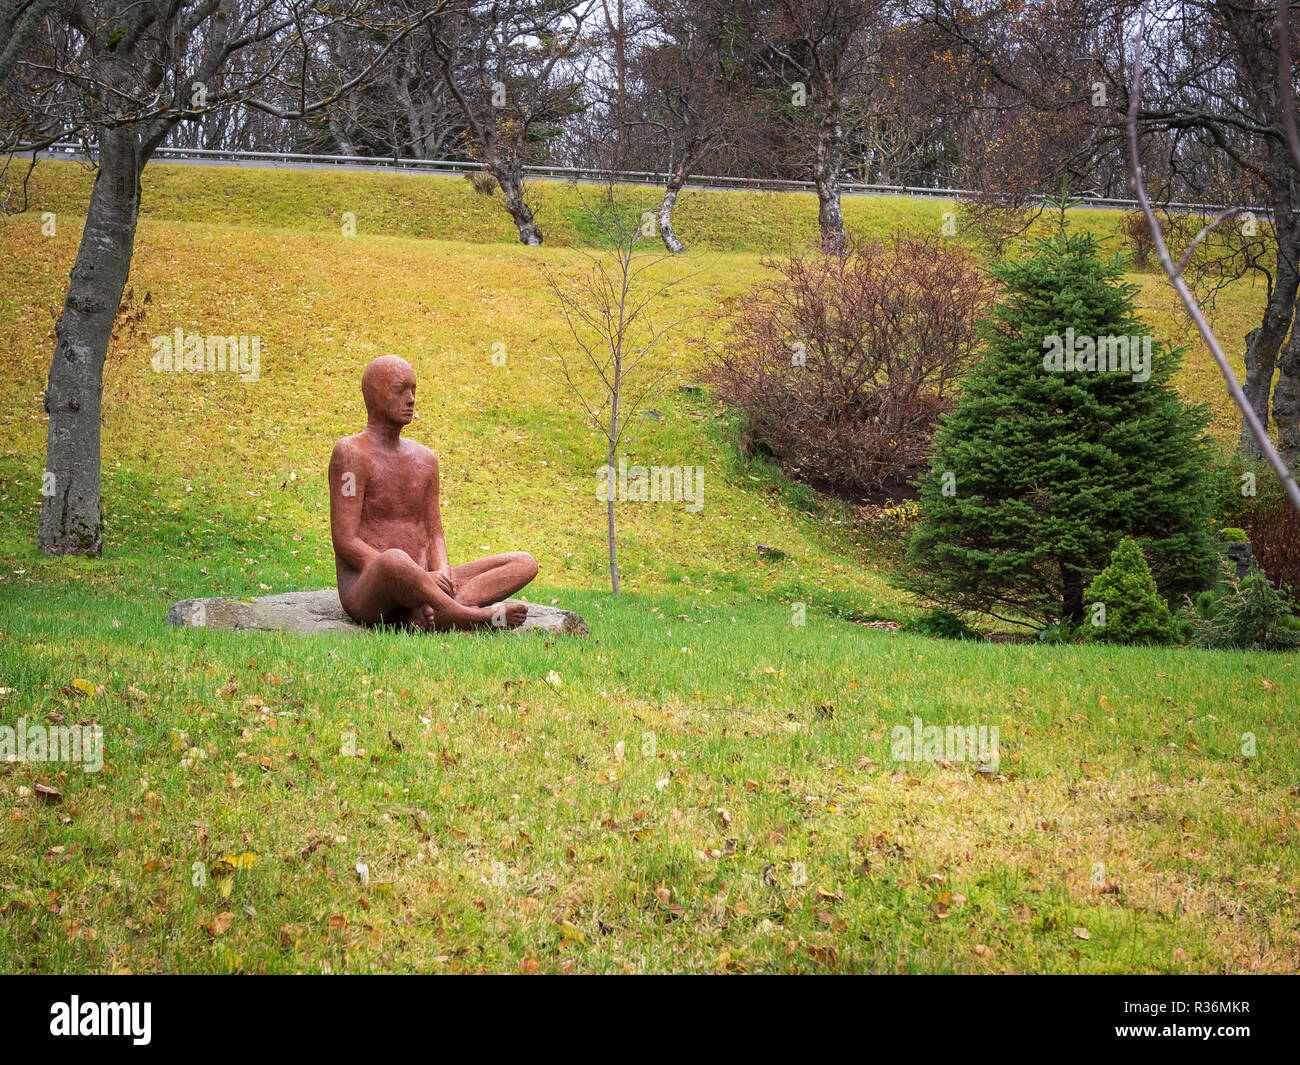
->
<box><xmin>210</xmin><ymin>859</ymin><xmax>236</xmax><ymax>899</ymax></box>
<box><xmin>807</xmin><ymin>945</ymin><xmax>838</xmax><ymax>968</ymax></box>
<box><xmin>558</xmin><ymin>920</ymin><xmax>586</xmax><ymax>945</ymax></box>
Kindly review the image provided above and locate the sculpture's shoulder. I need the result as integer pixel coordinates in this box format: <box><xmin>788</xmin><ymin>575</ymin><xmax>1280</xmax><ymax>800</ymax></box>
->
<box><xmin>329</xmin><ymin>433</ymin><xmax>369</xmax><ymax>473</ymax></box>
<box><xmin>401</xmin><ymin>438</ymin><xmax>438</xmax><ymax>471</ymax></box>
<box><xmin>330</xmin><ymin>432</ymin><xmax>366</xmax><ymax>458</ymax></box>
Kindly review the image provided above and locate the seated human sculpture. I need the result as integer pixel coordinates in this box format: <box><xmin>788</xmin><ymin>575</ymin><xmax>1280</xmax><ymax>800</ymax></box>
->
<box><xmin>329</xmin><ymin>355</ymin><xmax>537</xmax><ymax>630</ymax></box>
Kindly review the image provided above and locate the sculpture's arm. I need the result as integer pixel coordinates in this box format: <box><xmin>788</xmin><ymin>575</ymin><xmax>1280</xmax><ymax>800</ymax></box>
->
<box><xmin>328</xmin><ymin>441</ymin><xmax>377</xmax><ymax>572</ymax></box>
<box><xmin>426</xmin><ymin>453</ymin><xmax>451</xmax><ymax>575</ymax></box>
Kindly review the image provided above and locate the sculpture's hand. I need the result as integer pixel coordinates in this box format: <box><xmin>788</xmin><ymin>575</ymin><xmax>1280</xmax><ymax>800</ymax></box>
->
<box><xmin>433</xmin><ymin>569</ymin><xmax>457</xmax><ymax>599</ymax></box>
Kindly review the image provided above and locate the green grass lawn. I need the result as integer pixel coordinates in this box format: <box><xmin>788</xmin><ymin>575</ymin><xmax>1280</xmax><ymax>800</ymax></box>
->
<box><xmin>0</xmin><ymin>161</ymin><xmax>1295</xmax><ymax>973</ymax></box>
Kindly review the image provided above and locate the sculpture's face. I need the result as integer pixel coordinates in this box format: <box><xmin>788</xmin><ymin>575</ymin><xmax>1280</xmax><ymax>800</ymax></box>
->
<box><xmin>362</xmin><ymin>356</ymin><xmax>417</xmax><ymax>427</ymax></box>
<box><xmin>381</xmin><ymin>366</ymin><xmax>417</xmax><ymax>426</ymax></box>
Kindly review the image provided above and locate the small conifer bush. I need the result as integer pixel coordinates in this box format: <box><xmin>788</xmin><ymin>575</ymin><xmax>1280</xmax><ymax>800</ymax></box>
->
<box><xmin>1079</xmin><ymin>538</ymin><xmax>1178</xmax><ymax>645</ymax></box>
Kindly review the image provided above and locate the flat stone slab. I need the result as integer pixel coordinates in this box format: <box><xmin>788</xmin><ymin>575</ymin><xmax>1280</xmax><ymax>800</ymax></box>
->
<box><xmin>165</xmin><ymin>589</ymin><xmax>588</xmax><ymax>636</ymax></box>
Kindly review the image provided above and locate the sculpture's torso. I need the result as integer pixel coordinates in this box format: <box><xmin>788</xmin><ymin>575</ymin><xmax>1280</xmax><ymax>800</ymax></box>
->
<box><xmin>334</xmin><ymin>433</ymin><xmax>437</xmax><ymax>596</ymax></box>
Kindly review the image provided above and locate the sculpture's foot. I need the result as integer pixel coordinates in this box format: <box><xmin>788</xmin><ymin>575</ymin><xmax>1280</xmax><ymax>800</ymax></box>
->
<box><xmin>400</xmin><ymin>600</ymin><xmax>527</xmax><ymax>632</ymax></box>
<box><xmin>493</xmin><ymin>600</ymin><xmax>529</xmax><ymax>629</ymax></box>
<box><xmin>407</xmin><ymin>604</ymin><xmax>439</xmax><ymax>631</ymax></box>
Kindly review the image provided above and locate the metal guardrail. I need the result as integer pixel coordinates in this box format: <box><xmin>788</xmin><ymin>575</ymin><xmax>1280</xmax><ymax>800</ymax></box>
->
<box><xmin>32</xmin><ymin>142</ymin><xmax>1268</xmax><ymax>215</ymax></box>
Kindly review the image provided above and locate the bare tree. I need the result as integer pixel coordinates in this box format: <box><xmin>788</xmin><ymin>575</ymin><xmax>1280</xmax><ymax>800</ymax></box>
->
<box><xmin>917</xmin><ymin>0</ymin><xmax>1300</xmax><ymax>459</ymax></box>
<box><xmin>425</xmin><ymin>0</ymin><xmax>588</xmax><ymax>245</ymax></box>
<box><xmin>632</xmin><ymin>0</ymin><xmax>775</xmax><ymax>253</ymax></box>
<box><xmin>754</xmin><ymin>0</ymin><xmax>895</xmax><ymax>254</ymax></box>
<box><xmin>544</xmin><ymin>185</ymin><xmax>705</xmax><ymax>591</ymax></box>
<box><xmin>280</xmin><ymin>11</ymin><xmax>467</xmax><ymax>160</ymax></box>
<box><xmin>1126</xmin><ymin>1</ymin><xmax>1300</xmax><ymax>460</ymax></box>
<box><xmin>1127</xmin><ymin>0</ymin><xmax>1300</xmax><ymax>513</ymax></box>
<box><xmin>601</xmin><ymin>0</ymin><xmax>631</xmax><ymax>167</ymax></box>
<box><xmin>1</xmin><ymin>1</ymin><xmax>444</xmax><ymax>555</ymax></box>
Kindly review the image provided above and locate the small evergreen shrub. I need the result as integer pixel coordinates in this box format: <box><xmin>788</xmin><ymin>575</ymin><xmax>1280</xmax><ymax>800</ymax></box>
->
<box><xmin>1179</xmin><ymin>564</ymin><xmax>1300</xmax><ymax>651</ymax></box>
<box><xmin>1218</xmin><ymin>527</ymin><xmax>1248</xmax><ymax>543</ymax></box>
<box><xmin>1078</xmin><ymin>538</ymin><xmax>1178</xmax><ymax>645</ymax></box>
<box><xmin>1206</xmin><ymin>446</ymin><xmax>1272</xmax><ymax>527</ymax></box>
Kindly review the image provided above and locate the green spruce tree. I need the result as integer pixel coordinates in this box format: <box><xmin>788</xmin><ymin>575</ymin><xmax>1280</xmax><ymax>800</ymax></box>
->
<box><xmin>903</xmin><ymin>216</ymin><xmax>1216</xmax><ymax>627</ymax></box>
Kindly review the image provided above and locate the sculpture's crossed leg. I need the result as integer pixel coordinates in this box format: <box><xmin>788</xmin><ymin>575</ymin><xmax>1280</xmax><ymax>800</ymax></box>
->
<box><xmin>342</xmin><ymin>548</ymin><xmax>538</xmax><ymax>632</ymax></box>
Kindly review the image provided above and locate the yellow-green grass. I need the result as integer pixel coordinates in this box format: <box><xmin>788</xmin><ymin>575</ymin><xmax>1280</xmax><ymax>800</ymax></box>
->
<box><xmin>6</xmin><ymin>159</ymin><xmax>1272</xmax><ymax>446</ymax></box>
<box><xmin>0</xmin><ymin>592</ymin><xmax>1295</xmax><ymax>974</ymax></box>
<box><xmin>0</xmin><ymin>163</ymin><xmax>1295</xmax><ymax>974</ymax></box>
<box><xmin>17</xmin><ymin>157</ymin><xmax>1144</xmax><ymax>252</ymax></box>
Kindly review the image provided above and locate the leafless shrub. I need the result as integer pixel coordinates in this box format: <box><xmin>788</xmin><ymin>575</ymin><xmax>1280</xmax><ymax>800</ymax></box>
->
<box><xmin>465</xmin><ymin>168</ymin><xmax>498</xmax><ymax>196</ymax></box>
<box><xmin>1121</xmin><ymin>209</ymin><xmax>1158</xmax><ymax>269</ymax></box>
<box><xmin>707</xmin><ymin>232</ymin><xmax>993</xmax><ymax>497</ymax></box>
<box><xmin>1242</xmin><ymin>502</ymin><xmax>1300</xmax><ymax>594</ymax></box>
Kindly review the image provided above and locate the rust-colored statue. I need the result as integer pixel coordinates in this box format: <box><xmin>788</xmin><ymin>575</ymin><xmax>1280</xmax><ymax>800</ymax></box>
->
<box><xmin>329</xmin><ymin>355</ymin><xmax>537</xmax><ymax>630</ymax></box>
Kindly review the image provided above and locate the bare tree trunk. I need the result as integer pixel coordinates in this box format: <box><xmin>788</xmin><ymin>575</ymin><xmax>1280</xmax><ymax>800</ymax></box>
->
<box><xmin>491</xmin><ymin>159</ymin><xmax>543</xmax><ymax>245</ymax></box>
<box><xmin>814</xmin><ymin>104</ymin><xmax>846</xmax><ymax>255</ymax></box>
<box><xmin>606</xmin><ymin>385</ymin><xmax>620</xmax><ymax>593</ymax></box>
<box><xmin>1240</xmin><ymin>326</ymin><xmax>1273</xmax><ymax>453</ymax></box>
<box><xmin>658</xmin><ymin>152</ymin><xmax>694</xmax><ymax>254</ymax></box>
<box><xmin>1274</xmin><ymin>323</ymin><xmax>1300</xmax><ymax>465</ymax></box>
<box><xmin>396</xmin><ymin>72</ymin><xmax>425</xmax><ymax>158</ymax></box>
<box><xmin>1063</xmin><ymin>570</ymin><xmax>1084</xmax><ymax>626</ymax></box>
<box><xmin>328</xmin><ymin>115</ymin><xmax>358</xmax><ymax>156</ymax></box>
<box><xmin>602</xmin><ymin>0</ymin><xmax>628</xmax><ymax>168</ymax></box>
<box><xmin>38</xmin><ymin>127</ymin><xmax>141</xmax><ymax>555</ymax></box>
<box><xmin>0</xmin><ymin>0</ymin><xmax>56</xmax><ymax>90</ymax></box>
<box><xmin>1240</xmin><ymin>172</ymin><xmax>1300</xmax><ymax>456</ymax></box>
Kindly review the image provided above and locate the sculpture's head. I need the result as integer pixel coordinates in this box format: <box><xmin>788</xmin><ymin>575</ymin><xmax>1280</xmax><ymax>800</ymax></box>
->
<box><xmin>362</xmin><ymin>355</ymin><xmax>416</xmax><ymax>428</ymax></box>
